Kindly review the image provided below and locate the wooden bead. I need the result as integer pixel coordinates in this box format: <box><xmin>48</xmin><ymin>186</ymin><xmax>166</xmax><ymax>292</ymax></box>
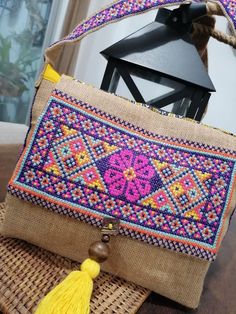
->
<box><xmin>101</xmin><ymin>234</ymin><xmax>110</xmax><ymax>243</ymax></box>
<box><xmin>88</xmin><ymin>241</ymin><xmax>110</xmax><ymax>263</ymax></box>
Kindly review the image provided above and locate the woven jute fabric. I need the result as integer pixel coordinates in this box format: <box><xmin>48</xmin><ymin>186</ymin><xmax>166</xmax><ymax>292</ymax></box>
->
<box><xmin>0</xmin><ymin>144</ymin><xmax>22</xmax><ymax>202</ymax></box>
<box><xmin>0</xmin><ymin>203</ymin><xmax>150</xmax><ymax>314</ymax></box>
<box><xmin>3</xmin><ymin>76</ymin><xmax>236</xmax><ymax>308</ymax></box>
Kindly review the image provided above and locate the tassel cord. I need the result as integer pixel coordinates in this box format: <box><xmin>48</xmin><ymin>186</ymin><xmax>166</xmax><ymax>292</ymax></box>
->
<box><xmin>35</xmin><ymin>259</ymin><xmax>100</xmax><ymax>314</ymax></box>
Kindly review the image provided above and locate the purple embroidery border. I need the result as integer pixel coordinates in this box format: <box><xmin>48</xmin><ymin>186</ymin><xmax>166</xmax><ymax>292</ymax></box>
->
<box><xmin>8</xmin><ymin>185</ymin><xmax>216</xmax><ymax>261</ymax></box>
<box><xmin>54</xmin><ymin>89</ymin><xmax>236</xmax><ymax>156</ymax></box>
<box><xmin>48</xmin><ymin>0</ymin><xmax>236</xmax><ymax>49</ymax></box>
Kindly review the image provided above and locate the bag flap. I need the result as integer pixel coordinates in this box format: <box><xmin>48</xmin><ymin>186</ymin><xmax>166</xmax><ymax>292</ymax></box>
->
<box><xmin>8</xmin><ymin>75</ymin><xmax>236</xmax><ymax>261</ymax></box>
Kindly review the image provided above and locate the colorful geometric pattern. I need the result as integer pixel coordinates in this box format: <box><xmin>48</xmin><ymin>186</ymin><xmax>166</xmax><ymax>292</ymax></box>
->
<box><xmin>8</xmin><ymin>89</ymin><xmax>236</xmax><ymax>261</ymax></box>
<box><xmin>49</xmin><ymin>0</ymin><xmax>236</xmax><ymax>50</ymax></box>
<box><xmin>221</xmin><ymin>0</ymin><xmax>236</xmax><ymax>29</ymax></box>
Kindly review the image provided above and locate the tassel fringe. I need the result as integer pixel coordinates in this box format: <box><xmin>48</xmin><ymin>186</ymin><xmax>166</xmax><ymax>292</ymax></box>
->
<box><xmin>35</xmin><ymin>258</ymin><xmax>100</xmax><ymax>314</ymax></box>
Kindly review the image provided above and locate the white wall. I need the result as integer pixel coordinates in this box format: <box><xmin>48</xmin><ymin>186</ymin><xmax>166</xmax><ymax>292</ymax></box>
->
<box><xmin>73</xmin><ymin>1</ymin><xmax>236</xmax><ymax>135</ymax></box>
<box><xmin>74</xmin><ymin>0</ymin><xmax>157</xmax><ymax>92</ymax></box>
<box><xmin>202</xmin><ymin>17</ymin><xmax>236</xmax><ymax>134</ymax></box>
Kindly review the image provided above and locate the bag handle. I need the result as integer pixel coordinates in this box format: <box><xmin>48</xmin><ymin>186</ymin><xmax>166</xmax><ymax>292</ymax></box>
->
<box><xmin>45</xmin><ymin>0</ymin><xmax>236</xmax><ymax>70</ymax></box>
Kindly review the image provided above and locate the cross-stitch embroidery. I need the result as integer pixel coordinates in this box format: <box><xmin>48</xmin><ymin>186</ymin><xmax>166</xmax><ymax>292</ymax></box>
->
<box><xmin>9</xmin><ymin>89</ymin><xmax>236</xmax><ymax>261</ymax></box>
<box><xmin>55</xmin><ymin>0</ymin><xmax>236</xmax><ymax>44</ymax></box>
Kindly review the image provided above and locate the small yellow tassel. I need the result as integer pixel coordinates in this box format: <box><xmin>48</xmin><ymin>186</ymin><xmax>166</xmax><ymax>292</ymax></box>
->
<box><xmin>35</xmin><ymin>258</ymin><xmax>100</xmax><ymax>314</ymax></box>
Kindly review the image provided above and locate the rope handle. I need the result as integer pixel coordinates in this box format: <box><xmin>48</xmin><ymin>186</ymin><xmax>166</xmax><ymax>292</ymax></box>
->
<box><xmin>45</xmin><ymin>0</ymin><xmax>236</xmax><ymax>71</ymax></box>
<box><xmin>203</xmin><ymin>2</ymin><xmax>236</xmax><ymax>48</ymax></box>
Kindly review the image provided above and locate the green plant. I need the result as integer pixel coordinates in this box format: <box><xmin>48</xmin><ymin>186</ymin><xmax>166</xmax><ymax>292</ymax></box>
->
<box><xmin>0</xmin><ymin>34</ymin><xmax>33</xmax><ymax>97</ymax></box>
<box><xmin>0</xmin><ymin>0</ymin><xmax>45</xmax><ymax>98</ymax></box>
<box><xmin>0</xmin><ymin>0</ymin><xmax>52</xmax><ymax>124</ymax></box>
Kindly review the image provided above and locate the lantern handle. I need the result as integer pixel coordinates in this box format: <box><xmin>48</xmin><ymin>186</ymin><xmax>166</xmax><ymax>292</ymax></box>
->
<box><xmin>165</xmin><ymin>3</ymin><xmax>236</xmax><ymax>48</ymax></box>
<box><xmin>166</xmin><ymin>3</ymin><xmax>207</xmax><ymax>29</ymax></box>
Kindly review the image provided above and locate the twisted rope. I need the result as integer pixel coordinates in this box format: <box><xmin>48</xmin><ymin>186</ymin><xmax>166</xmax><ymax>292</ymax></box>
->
<box><xmin>193</xmin><ymin>1</ymin><xmax>236</xmax><ymax>49</ymax></box>
<box><xmin>193</xmin><ymin>22</ymin><xmax>236</xmax><ymax>48</ymax></box>
<box><xmin>206</xmin><ymin>1</ymin><xmax>223</xmax><ymax>15</ymax></box>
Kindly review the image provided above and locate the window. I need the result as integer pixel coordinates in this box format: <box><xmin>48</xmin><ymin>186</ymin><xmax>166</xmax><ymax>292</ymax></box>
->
<box><xmin>0</xmin><ymin>0</ymin><xmax>53</xmax><ymax>124</ymax></box>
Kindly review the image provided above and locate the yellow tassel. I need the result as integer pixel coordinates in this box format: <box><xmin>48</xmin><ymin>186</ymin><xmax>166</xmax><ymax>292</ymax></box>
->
<box><xmin>35</xmin><ymin>258</ymin><xmax>100</xmax><ymax>314</ymax></box>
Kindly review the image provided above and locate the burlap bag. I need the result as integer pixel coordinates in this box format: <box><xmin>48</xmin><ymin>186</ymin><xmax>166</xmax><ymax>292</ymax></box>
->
<box><xmin>1</xmin><ymin>0</ymin><xmax>236</xmax><ymax>310</ymax></box>
<box><xmin>3</xmin><ymin>74</ymin><xmax>236</xmax><ymax>308</ymax></box>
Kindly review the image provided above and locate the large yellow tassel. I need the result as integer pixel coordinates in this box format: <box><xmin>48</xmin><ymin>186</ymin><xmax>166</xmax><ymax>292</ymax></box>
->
<box><xmin>35</xmin><ymin>258</ymin><xmax>100</xmax><ymax>314</ymax></box>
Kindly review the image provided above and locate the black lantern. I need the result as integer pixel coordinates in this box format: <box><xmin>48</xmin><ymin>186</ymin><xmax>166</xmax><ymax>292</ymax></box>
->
<box><xmin>100</xmin><ymin>4</ymin><xmax>215</xmax><ymax>121</ymax></box>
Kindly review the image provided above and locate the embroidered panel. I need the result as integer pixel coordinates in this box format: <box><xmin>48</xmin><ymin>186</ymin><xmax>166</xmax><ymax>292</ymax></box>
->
<box><xmin>52</xmin><ymin>0</ymin><xmax>236</xmax><ymax>45</ymax></box>
<box><xmin>9</xmin><ymin>89</ymin><xmax>236</xmax><ymax>261</ymax></box>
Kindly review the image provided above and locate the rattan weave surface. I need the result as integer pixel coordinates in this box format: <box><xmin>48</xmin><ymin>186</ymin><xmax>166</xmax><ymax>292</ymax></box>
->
<box><xmin>0</xmin><ymin>203</ymin><xmax>150</xmax><ymax>314</ymax></box>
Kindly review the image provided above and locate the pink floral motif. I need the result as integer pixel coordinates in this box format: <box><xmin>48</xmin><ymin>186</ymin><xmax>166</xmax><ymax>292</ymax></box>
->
<box><xmin>104</xmin><ymin>149</ymin><xmax>155</xmax><ymax>202</ymax></box>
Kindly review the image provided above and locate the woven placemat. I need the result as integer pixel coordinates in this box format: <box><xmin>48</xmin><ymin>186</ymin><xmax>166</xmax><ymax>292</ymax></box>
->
<box><xmin>0</xmin><ymin>203</ymin><xmax>150</xmax><ymax>314</ymax></box>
